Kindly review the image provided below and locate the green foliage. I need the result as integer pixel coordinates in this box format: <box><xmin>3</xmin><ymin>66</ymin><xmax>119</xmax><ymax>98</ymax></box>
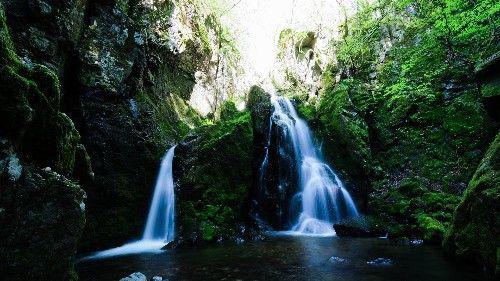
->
<box><xmin>316</xmin><ymin>0</ymin><xmax>498</xmax><ymax>244</ymax></box>
<box><xmin>370</xmin><ymin>176</ymin><xmax>460</xmax><ymax>241</ymax></box>
<box><xmin>417</xmin><ymin>214</ymin><xmax>446</xmax><ymax>242</ymax></box>
<box><xmin>219</xmin><ymin>99</ymin><xmax>239</xmax><ymax>120</ymax></box>
<box><xmin>317</xmin><ymin>79</ymin><xmax>372</xmax><ymax>175</ymax></box>
<box><xmin>334</xmin><ymin>1</ymin><xmax>382</xmax><ymax>78</ymax></box>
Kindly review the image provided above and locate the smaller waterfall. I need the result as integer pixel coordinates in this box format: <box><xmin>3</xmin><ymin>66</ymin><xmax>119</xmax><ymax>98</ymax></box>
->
<box><xmin>84</xmin><ymin>146</ymin><xmax>176</xmax><ymax>259</ymax></box>
<box><xmin>142</xmin><ymin>146</ymin><xmax>176</xmax><ymax>242</ymax></box>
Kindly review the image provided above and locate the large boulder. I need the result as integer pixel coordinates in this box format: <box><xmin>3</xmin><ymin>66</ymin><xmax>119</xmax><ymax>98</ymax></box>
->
<box><xmin>444</xmin><ymin>133</ymin><xmax>500</xmax><ymax>278</ymax></box>
<box><xmin>174</xmin><ymin>102</ymin><xmax>254</xmax><ymax>244</ymax></box>
<box><xmin>0</xmin><ymin>168</ymin><xmax>86</xmax><ymax>281</ymax></box>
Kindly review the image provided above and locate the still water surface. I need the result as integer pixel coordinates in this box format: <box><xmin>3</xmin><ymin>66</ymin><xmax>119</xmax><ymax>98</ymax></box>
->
<box><xmin>77</xmin><ymin>236</ymin><xmax>481</xmax><ymax>281</ymax></box>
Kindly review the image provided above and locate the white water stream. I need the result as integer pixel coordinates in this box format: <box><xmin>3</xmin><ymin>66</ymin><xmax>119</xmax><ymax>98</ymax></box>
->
<box><xmin>85</xmin><ymin>146</ymin><xmax>176</xmax><ymax>259</ymax></box>
<box><xmin>269</xmin><ymin>95</ymin><xmax>359</xmax><ymax>236</ymax></box>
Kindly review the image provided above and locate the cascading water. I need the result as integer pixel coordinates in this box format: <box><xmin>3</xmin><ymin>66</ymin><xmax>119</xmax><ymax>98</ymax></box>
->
<box><xmin>84</xmin><ymin>146</ymin><xmax>176</xmax><ymax>259</ymax></box>
<box><xmin>266</xmin><ymin>95</ymin><xmax>359</xmax><ymax>236</ymax></box>
<box><xmin>142</xmin><ymin>146</ymin><xmax>176</xmax><ymax>242</ymax></box>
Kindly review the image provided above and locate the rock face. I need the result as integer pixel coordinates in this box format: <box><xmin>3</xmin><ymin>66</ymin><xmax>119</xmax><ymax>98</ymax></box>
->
<box><xmin>272</xmin><ymin>29</ymin><xmax>333</xmax><ymax>102</ymax></box>
<box><xmin>312</xmin><ymin>80</ymin><xmax>372</xmax><ymax>210</ymax></box>
<box><xmin>0</xmin><ymin>3</ymin><xmax>86</xmax><ymax>279</ymax></box>
<box><xmin>73</xmin><ymin>0</ymin><xmax>241</xmax><ymax>251</ymax></box>
<box><xmin>1</xmin><ymin>0</ymin><xmax>242</xmax><ymax>253</ymax></box>
<box><xmin>475</xmin><ymin>51</ymin><xmax>500</xmax><ymax>120</ymax></box>
<box><xmin>1</xmin><ymin>0</ymin><xmax>243</xmax><ymax>279</ymax></box>
<box><xmin>444</xmin><ymin>133</ymin><xmax>499</xmax><ymax>278</ymax></box>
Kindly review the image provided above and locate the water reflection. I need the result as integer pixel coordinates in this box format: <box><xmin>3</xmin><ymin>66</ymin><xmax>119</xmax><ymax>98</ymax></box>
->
<box><xmin>77</xmin><ymin>237</ymin><xmax>482</xmax><ymax>281</ymax></box>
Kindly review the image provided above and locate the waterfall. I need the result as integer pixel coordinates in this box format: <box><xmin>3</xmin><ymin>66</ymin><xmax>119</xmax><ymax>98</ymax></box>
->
<box><xmin>84</xmin><ymin>146</ymin><xmax>177</xmax><ymax>259</ymax></box>
<box><xmin>142</xmin><ymin>146</ymin><xmax>176</xmax><ymax>242</ymax></box>
<box><xmin>267</xmin><ymin>95</ymin><xmax>359</xmax><ymax>235</ymax></box>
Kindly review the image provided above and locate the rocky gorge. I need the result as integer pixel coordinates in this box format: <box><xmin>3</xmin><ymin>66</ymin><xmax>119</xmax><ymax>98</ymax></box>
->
<box><xmin>0</xmin><ymin>0</ymin><xmax>498</xmax><ymax>280</ymax></box>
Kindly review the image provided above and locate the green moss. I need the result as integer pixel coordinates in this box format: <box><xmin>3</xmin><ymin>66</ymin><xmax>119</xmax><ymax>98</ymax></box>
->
<box><xmin>444</xmin><ymin>133</ymin><xmax>500</xmax><ymax>277</ymax></box>
<box><xmin>370</xmin><ymin>174</ymin><xmax>461</xmax><ymax>241</ymax></box>
<box><xmin>398</xmin><ymin>178</ymin><xmax>426</xmax><ymax>197</ymax></box>
<box><xmin>31</xmin><ymin>64</ymin><xmax>62</xmax><ymax>108</ymax></box>
<box><xmin>156</xmin><ymin>64</ymin><xmax>196</xmax><ymax>101</ymax></box>
<box><xmin>73</xmin><ymin>144</ymin><xmax>93</xmax><ymax>181</ymax></box>
<box><xmin>481</xmin><ymin>83</ymin><xmax>500</xmax><ymax>98</ymax></box>
<box><xmin>0</xmin><ymin>3</ymin><xmax>81</xmax><ymax>176</ymax></box>
<box><xmin>0</xmin><ymin>3</ymin><xmax>20</xmax><ymax>67</ymax></box>
<box><xmin>219</xmin><ymin>100</ymin><xmax>239</xmax><ymax>121</ymax></box>
<box><xmin>136</xmin><ymin>70</ymin><xmax>201</xmax><ymax>146</ymax></box>
<box><xmin>313</xmin><ymin>80</ymin><xmax>372</xmax><ymax>199</ymax></box>
<box><xmin>417</xmin><ymin>214</ymin><xmax>446</xmax><ymax>243</ymax></box>
<box><xmin>296</xmin><ymin>102</ymin><xmax>316</xmax><ymax>121</ymax></box>
<box><xmin>0</xmin><ymin>64</ymin><xmax>34</xmax><ymax>137</ymax></box>
<box><xmin>51</xmin><ymin>113</ymin><xmax>80</xmax><ymax>173</ymax></box>
<box><xmin>177</xmin><ymin>110</ymin><xmax>253</xmax><ymax>243</ymax></box>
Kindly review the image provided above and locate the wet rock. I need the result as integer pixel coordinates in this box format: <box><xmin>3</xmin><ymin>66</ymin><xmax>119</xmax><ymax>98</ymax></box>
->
<box><xmin>247</xmin><ymin>87</ymin><xmax>301</xmax><ymax>229</ymax></box>
<box><xmin>366</xmin><ymin>258</ymin><xmax>394</xmax><ymax>266</ymax></box>
<box><xmin>6</xmin><ymin>152</ymin><xmax>22</xmax><ymax>181</ymax></box>
<box><xmin>333</xmin><ymin>217</ymin><xmax>387</xmax><ymax>238</ymax></box>
<box><xmin>120</xmin><ymin>272</ymin><xmax>147</xmax><ymax>281</ymax></box>
<box><xmin>329</xmin><ymin>256</ymin><xmax>349</xmax><ymax>264</ymax></box>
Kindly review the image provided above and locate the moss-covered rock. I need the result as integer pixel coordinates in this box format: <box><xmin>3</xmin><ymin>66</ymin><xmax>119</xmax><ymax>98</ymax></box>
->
<box><xmin>247</xmin><ymin>86</ymin><xmax>272</xmax><ymax>135</ymax></box>
<box><xmin>0</xmin><ymin>3</ymin><xmax>87</xmax><ymax>280</ymax></box>
<box><xmin>175</xmin><ymin>106</ymin><xmax>254</xmax><ymax>244</ymax></box>
<box><xmin>0</xmin><ymin>168</ymin><xmax>86</xmax><ymax>281</ymax></box>
<box><xmin>444</xmin><ymin>133</ymin><xmax>500</xmax><ymax>278</ymax></box>
<box><xmin>76</xmin><ymin>0</ymin><xmax>233</xmax><ymax>251</ymax></box>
